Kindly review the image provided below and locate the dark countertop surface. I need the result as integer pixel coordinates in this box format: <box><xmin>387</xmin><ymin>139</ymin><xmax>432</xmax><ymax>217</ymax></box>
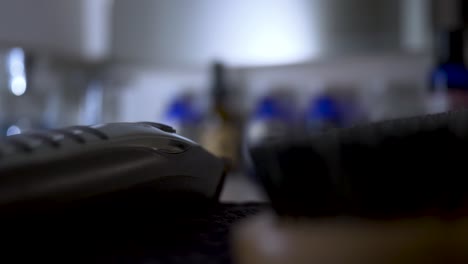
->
<box><xmin>2</xmin><ymin>201</ymin><xmax>265</xmax><ymax>264</ymax></box>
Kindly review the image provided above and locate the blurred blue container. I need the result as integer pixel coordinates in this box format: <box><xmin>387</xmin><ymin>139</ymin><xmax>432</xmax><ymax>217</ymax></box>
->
<box><xmin>246</xmin><ymin>96</ymin><xmax>294</xmax><ymax>147</ymax></box>
<box><xmin>306</xmin><ymin>95</ymin><xmax>343</xmax><ymax>133</ymax></box>
<box><xmin>164</xmin><ymin>94</ymin><xmax>202</xmax><ymax>141</ymax></box>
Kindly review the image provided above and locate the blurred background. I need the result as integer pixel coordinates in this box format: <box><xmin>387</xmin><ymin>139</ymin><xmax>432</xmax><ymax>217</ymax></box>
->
<box><xmin>0</xmin><ymin>0</ymin><xmax>466</xmax><ymax>175</ymax></box>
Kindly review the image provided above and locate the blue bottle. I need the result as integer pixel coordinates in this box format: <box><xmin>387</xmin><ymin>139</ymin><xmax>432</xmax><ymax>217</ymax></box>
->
<box><xmin>430</xmin><ymin>30</ymin><xmax>468</xmax><ymax>111</ymax></box>
<box><xmin>164</xmin><ymin>94</ymin><xmax>202</xmax><ymax>141</ymax></box>
<box><xmin>306</xmin><ymin>95</ymin><xmax>343</xmax><ymax>133</ymax></box>
<box><xmin>246</xmin><ymin>96</ymin><xmax>293</xmax><ymax>146</ymax></box>
<box><xmin>244</xmin><ymin>95</ymin><xmax>295</xmax><ymax>183</ymax></box>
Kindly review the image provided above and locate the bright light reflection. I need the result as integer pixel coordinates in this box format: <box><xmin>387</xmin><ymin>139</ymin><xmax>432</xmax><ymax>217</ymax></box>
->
<box><xmin>10</xmin><ymin>76</ymin><xmax>27</xmax><ymax>96</ymax></box>
<box><xmin>7</xmin><ymin>47</ymin><xmax>25</xmax><ymax>76</ymax></box>
<box><xmin>196</xmin><ymin>0</ymin><xmax>316</xmax><ymax>66</ymax></box>
<box><xmin>7</xmin><ymin>47</ymin><xmax>27</xmax><ymax>96</ymax></box>
<box><xmin>6</xmin><ymin>125</ymin><xmax>21</xmax><ymax>136</ymax></box>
